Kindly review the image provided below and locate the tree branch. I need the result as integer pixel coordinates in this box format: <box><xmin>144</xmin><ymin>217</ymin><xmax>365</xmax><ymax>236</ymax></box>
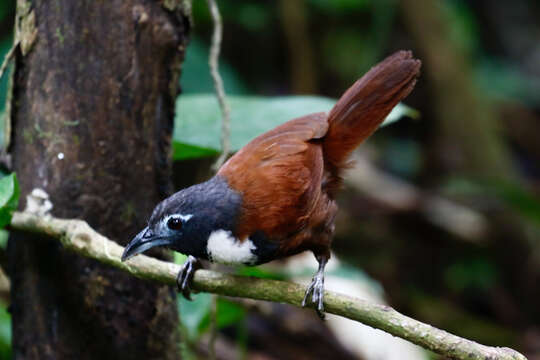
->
<box><xmin>10</xmin><ymin>211</ymin><xmax>527</xmax><ymax>360</ymax></box>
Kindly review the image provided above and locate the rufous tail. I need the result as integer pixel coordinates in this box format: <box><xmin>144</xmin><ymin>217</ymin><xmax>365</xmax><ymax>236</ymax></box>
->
<box><xmin>323</xmin><ymin>51</ymin><xmax>421</xmax><ymax>172</ymax></box>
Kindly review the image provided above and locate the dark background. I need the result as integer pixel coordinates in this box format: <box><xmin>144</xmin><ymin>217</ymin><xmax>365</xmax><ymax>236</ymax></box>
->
<box><xmin>1</xmin><ymin>0</ymin><xmax>539</xmax><ymax>359</ymax></box>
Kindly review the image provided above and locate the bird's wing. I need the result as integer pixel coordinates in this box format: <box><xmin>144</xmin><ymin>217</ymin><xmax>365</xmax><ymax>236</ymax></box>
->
<box><xmin>218</xmin><ymin>112</ymin><xmax>329</xmax><ymax>241</ymax></box>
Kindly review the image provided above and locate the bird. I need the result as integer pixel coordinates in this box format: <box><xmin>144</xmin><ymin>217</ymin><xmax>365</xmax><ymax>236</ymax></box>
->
<box><xmin>121</xmin><ymin>50</ymin><xmax>421</xmax><ymax>317</ymax></box>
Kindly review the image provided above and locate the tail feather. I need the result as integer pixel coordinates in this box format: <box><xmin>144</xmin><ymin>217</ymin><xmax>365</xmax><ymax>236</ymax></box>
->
<box><xmin>323</xmin><ymin>51</ymin><xmax>421</xmax><ymax>171</ymax></box>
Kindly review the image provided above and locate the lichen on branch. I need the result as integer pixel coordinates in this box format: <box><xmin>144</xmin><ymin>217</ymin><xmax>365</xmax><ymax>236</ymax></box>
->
<box><xmin>9</xmin><ymin>211</ymin><xmax>527</xmax><ymax>360</ymax></box>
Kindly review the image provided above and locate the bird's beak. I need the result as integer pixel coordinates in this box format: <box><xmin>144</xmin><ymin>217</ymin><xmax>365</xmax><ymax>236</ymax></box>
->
<box><xmin>121</xmin><ymin>227</ymin><xmax>173</xmax><ymax>262</ymax></box>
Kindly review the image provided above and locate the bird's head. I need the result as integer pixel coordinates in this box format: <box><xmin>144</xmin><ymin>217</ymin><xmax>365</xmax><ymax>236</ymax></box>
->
<box><xmin>121</xmin><ymin>176</ymin><xmax>242</xmax><ymax>262</ymax></box>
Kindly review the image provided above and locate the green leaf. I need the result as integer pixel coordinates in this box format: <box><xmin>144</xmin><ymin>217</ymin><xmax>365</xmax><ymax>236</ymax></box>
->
<box><xmin>215</xmin><ymin>298</ymin><xmax>245</xmax><ymax>329</ymax></box>
<box><xmin>0</xmin><ymin>301</ymin><xmax>11</xmax><ymax>359</ymax></box>
<box><xmin>172</xmin><ymin>141</ymin><xmax>218</xmax><ymax>161</ymax></box>
<box><xmin>0</xmin><ymin>173</ymin><xmax>19</xmax><ymax>228</ymax></box>
<box><xmin>173</xmin><ymin>251</ymin><xmax>188</xmax><ymax>265</ymax></box>
<box><xmin>173</xmin><ymin>94</ymin><xmax>418</xmax><ymax>160</ymax></box>
<box><xmin>198</xmin><ymin>298</ymin><xmax>246</xmax><ymax>333</ymax></box>
<box><xmin>236</xmin><ymin>266</ymin><xmax>286</xmax><ymax>280</ymax></box>
<box><xmin>178</xmin><ymin>293</ymin><xmax>212</xmax><ymax>341</ymax></box>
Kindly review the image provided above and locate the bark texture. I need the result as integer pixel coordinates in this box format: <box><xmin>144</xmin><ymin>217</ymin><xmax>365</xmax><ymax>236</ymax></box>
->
<box><xmin>8</xmin><ymin>0</ymin><xmax>189</xmax><ymax>359</ymax></box>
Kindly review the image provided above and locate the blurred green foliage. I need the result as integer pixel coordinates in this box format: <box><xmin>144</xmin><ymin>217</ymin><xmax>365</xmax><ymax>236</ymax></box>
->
<box><xmin>476</xmin><ymin>58</ymin><xmax>540</xmax><ymax>106</ymax></box>
<box><xmin>178</xmin><ymin>292</ymin><xmax>247</xmax><ymax>356</ymax></box>
<box><xmin>444</xmin><ymin>257</ymin><xmax>498</xmax><ymax>292</ymax></box>
<box><xmin>175</xmin><ymin>94</ymin><xmax>334</xmax><ymax>158</ymax></box>
<box><xmin>0</xmin><ymin>302</ymin><xmax>10</xmax><ymax>360</ymax></box>
<box><xmin>0</xmin><ymin>173</ymin><xmax>15</xmax><ymax>360</ymax></box>
<box><xmin>407</xmin><ymin>290</ymin><xmax>518</xmax><ymax>347</ymax></box>
<box><xmin>181</xmin><ymin>37</ymin><xmax>247</xmax><ymax>95</ymax></box>
<box><xmin>444</xmin><ymin>177</ymin><xmax>540</xmax><ymax>227</ymax></box>
<box><xmin>191</xmin><ymin>0</ymin><xmax>274</xmax><ymax>32</ymax></box>
<box><xmin>174</xmin><ymin>94</ymin><xmax>417</xmax><ymax>159</ymax></box>
<box><xmin>309</xmin><ymin>0</ymin><xmax>372</xmax><ymax>13</ymax></box>
<box><xmin>235</xmin><ymin>265</ymin><xmax>286</xmax><ymax>280</ymax></box>
<box><xmin>0</xmin><ymin>0</ymin><xmax>538</xmax><ymax>357</ymax></box>
<box><xmin>379</xmin><ymin>139</ymin><xmax>423</xmax><ymax>180</ymax></box>
<box><xmin>178</xmin><ymin>292</ymin><xmax>213</xmax><ymax>341</ymax></box>
<box><xmin>0</xmin><ymin>2</ymin><xmax>12</xmax><ymax>358</ymax></box>
<box><xmin>317</xmin><ymin>0</ymin><xmax>397</xmax><ymax>81</ymax></box>
<box><xmin>442</xmin><ymin>0</ymin><xmax>480</xmax><ymax>57</ymax></box>
<box><xmin>0</xmin><ymin>230</ymin><xmax>8</xmax><ymax>250</ymax></box>
<box><xmin>0</xmin><ymin>173</ymin><xmax>19</xmax><ymax>228</ymax></box>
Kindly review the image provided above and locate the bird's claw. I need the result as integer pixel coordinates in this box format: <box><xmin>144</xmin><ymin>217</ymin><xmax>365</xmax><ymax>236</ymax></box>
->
<box><xmin>176</xmin><ymin>256</ymin><xmax>200</xmax><ymax>300</ymax></box>
<box><xmin>301</xmin><ymin>273</ymin><xmax>325</xmax><ymax>319</ymax></box>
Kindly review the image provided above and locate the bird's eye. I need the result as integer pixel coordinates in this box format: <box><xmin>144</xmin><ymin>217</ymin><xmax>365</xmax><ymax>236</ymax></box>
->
<box><xmin>167</xmin><ymin>217</ymin><xmax>183</xmax><ymax>230</ymax></box>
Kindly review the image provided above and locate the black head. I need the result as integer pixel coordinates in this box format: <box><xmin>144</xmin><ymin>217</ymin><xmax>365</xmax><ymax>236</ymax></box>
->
<box><xmin>121</xmin><ymin>176</ymin><xmax>242</xmax><ymax>261</ymax></box>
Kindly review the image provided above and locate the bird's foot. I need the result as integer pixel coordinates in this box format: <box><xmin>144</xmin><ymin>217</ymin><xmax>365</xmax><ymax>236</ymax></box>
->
<box><xmin>176</xmin><ymin>255</ymin><xmax>201</xmax><ymax>300</ymax></box>
<box><xmin>301</xmin><ymin>271</ymin><xmax>325</xmax><ymax>319</ymax></box>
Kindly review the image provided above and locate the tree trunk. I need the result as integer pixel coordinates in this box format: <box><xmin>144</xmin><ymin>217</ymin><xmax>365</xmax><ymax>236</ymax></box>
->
<box><xmin>7</xmin><ymin>1</ymin><xmax>189</xmax><ymax>358</ymax></box>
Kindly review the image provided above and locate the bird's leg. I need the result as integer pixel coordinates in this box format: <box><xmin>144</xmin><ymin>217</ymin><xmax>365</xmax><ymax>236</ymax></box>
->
<box><xmin>176</xmin><ymin>255</ymin><xmax>201</xmax><ymax>300</ymax></box>
<box><xmin>302</xmin><ymin>253</ymin><xmax>329</xmax><ymax>319</ymax></box>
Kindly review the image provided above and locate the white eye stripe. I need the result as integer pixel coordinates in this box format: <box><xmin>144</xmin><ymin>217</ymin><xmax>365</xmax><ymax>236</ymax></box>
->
<box><xmin>166</xmin><ymin>214</ymin><xmax>193</xmax><ymax>222</ymax></box>
<box><xmin>178</xmin><ymin>214</ymin><xmax>193</xmax><ymax>221</ymax></box>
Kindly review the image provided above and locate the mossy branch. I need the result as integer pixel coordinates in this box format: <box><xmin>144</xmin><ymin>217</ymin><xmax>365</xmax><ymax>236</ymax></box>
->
<box><xmin>10</xmin><ymin>211</ymin><xmax>527</xmax><ymax>360</ymax></box>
